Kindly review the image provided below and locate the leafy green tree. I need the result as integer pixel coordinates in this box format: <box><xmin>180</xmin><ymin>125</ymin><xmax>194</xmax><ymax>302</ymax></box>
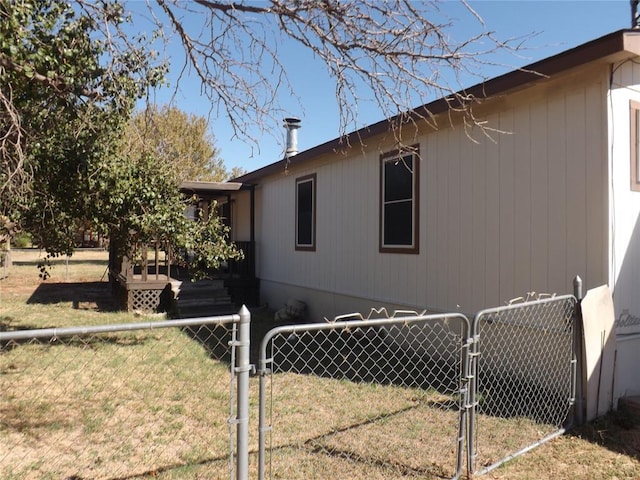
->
<box><xmin>229</xmin><ymin>166</ymin><xmax>248</xmax><ymax>180</ymax></box>
<box><xmin>1</xmin><ymin>0</ymin><xmax>158</xmax><ymax>249</ymax></box>
<box><xmin>95</xmin><ymin>152</ymin><xmax>242</xmax><ymax>281</ymax></box>
<box><xmin>0</xmin><ymin>0</ymin><xmax>241</xmax><ymax>277</ymax></box>
<box><xmin>125</xmin><ymin>105</ymin><xmax>230</xmax><ymax>183</ymax></box>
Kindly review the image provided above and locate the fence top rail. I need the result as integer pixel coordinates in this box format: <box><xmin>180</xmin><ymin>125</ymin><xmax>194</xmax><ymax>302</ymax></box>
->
<box><xmin>258</xmin><ymin>312</ymin><xmax>470</xmax><ymax>370</ymax></box>
<box><xmin>472</xmin><ymin>294</ymin><xmax>576</xmax><ymax>325</ymax></box>
<box><xmin>0</xmin><ymin>314</ymin><xmax>240</xmax><ymax>342</ymax></box>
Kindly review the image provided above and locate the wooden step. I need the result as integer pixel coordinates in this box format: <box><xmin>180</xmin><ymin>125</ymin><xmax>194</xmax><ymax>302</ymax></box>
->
<box><xmin>172</xmin><ymin>279</ymin><xmax>225</xmax><ymax>296</ymax></box>
<box><xmin>176</xmin><ymin>287</ymin><xmax>231</xmax><ymax>299</ymax></box>
<box><xmin>177</xmin><ymin>303</ymin><xmax>238</xmax><ymax>319</ymax></box>
<box><xmin>171</xmin><ymin>277</ymin><xmax>236</xmax><ymax>319</ymax></box>
<box><xmin>177</xmin><ymin>295</ymin><xmax>233</xmax><ymax>308</ymax></box>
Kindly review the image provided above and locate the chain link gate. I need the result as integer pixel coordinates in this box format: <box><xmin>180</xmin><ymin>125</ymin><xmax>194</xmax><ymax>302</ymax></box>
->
<box><xmin>257</xmin><ymin>311</ymin><xmax>472</xmax><ymax>480</ymax></box>
<box><xmin>0</xmin><ymin>311</ymin><xmax>251</xmax><ymax>480</ymax></box>
<box><xmin>468</xmin><ymin>295</ymin><xmax>577</xmax><ymax>475</ymax></box>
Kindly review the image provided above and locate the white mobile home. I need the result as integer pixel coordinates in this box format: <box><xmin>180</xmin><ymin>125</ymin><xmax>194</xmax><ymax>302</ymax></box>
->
<box><xmin>227</xmin><ymin>30</ymin><xmax>640</xmax><ymax>400</ymax></box>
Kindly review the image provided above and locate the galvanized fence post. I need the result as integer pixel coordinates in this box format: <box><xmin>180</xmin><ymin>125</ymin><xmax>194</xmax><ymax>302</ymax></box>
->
<box><xmin>467</xmin><ymin>311</ymin><xmax>480</xmax><ymax>477</ymax></box>
<box><xmin>236</xmin><ymin>306</ymin><xmax>251</xmax><ymax>480</ymax></box>
<box><xmin>573</xmin><ymin>275</ymin><xmax>585</xmax><ymax>426</ymax></box>
<box><xmin>257</xmin><ymin>338</ymin><xmax>269</xmax><ymax>480</ymax></box>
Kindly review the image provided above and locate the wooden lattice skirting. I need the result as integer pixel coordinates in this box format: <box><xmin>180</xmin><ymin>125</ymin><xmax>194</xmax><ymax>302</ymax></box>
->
<box><xmin>127</xmin><ymin>287</ymin><xmax>166</xmax><ymax>313</ymax></box>
<box><xmin>113</xmin><ymin>277</ymin><xmax>171</xmax><ymax>313</ymax></box>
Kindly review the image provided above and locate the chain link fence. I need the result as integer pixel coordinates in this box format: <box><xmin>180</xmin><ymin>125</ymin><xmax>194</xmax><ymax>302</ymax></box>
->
<box><xmin>2</xmin><ymin>295</ymin><xmax>578</xmax><ymax>479</ymax></box>
<box><xmin>257</xmin><ymin>310</ymin><xmax>472</xmax><ymax>480</ymax></box>
<box><xmin>469</xmin><ymin>294</ymin><xmax>577</xmax><ymax>475</ymax></box>
<box><xmin>256</xmin><ymin>296</ymin><xmax>577</xmax><ymax>479</ymax></box>
<box><xmin>0</xmin><ymin>314</ymin><xmax>247</xmax><ymax>480</ymax></box>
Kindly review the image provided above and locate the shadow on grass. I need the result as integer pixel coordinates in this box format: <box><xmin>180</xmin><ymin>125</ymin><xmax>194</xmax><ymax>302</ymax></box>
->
<box><xmin>264</xmin><ymin>327</ymin><xmax>460</xmax><ymax>394</ymax></box>
<box><xmin>26</xmin><ymin>281</ymin><xmax>117</xmax><ymax>311</ymax></box>
<box><xmin>182</xmin><ymin>324</ymin><xmax>234</xmax><ymax>365</ymax></box>
<box><xmin>287</xmin><ymin>403</ymin><xmax>449</xmax><ymax>479</ymax></box>
<box><xmin>180</xmin><ymin>307</ymin><xmax>286</xmax><ymax>366</ymax></box>
<box><xmin>62</xmin><ymin>452</ymin><xmax>231</xmax><ymax>480</ymax></box>
<box><xmin>568</xmin><ymin>410</ymin><xmax>640</xmax><ymax>462</ymax></box>
<box><xmin>185</xmin><ymin>309</ymin><xmax>462</xmax><ymax>395</ymax></box>
<box><xmin>0</xmin><ymin>325</ymin><xmax>156</xmax><ymax>355</ymax></box>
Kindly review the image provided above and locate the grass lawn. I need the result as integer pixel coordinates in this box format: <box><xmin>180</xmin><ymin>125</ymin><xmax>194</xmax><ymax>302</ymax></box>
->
<box><xmin>1</xmin><ymin>249</ymin><xmax>639</xmax><ymax>479</ymax></box>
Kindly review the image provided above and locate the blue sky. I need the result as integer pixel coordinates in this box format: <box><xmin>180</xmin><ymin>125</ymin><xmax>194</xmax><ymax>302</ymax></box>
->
<box><xmin>130</xmin><ymin>1</ymin><xmax>632</xmax><ymax>173</ymax></box>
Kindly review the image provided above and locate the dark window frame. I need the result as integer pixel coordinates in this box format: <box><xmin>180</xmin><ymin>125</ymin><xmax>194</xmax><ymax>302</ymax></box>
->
<box><xmin>295</xmin><ymin>173</ymin><xmax>317</xmax><ymax>251</ymax></box>
<box><xmin>631</xmin><ymin>100</ymin><xmax>640</xmax><ymax>192</ymax></box>
<box><xmin>379</xmin><ymin>145</ymin><xmax>420</xmax><ymax>254</ymax></box>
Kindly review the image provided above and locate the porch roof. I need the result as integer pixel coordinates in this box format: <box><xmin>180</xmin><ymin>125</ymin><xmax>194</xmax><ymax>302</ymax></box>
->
<box><xmin>180</xmin><ymin>180</ymin><xmax>243</xmax><ymax>197</ymax></box>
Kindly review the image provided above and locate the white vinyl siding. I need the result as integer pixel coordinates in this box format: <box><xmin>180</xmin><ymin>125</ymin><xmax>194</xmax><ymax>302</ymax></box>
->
<box><xmin>255</xmin><ymin>64</ymin><xmax>609</xmax><ymax>318</ymax></box>
<box><xmin>609</xmin><ymin>60</ymin><xmax>640</xmax><ymax>322</ymax></box>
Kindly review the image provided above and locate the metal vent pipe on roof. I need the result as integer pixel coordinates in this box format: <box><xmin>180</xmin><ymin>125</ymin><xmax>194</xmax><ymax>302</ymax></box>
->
<box><xmin>284</xmin><ymin>117</ymin><xmax>301</xmax><ymax>158</ymax></box>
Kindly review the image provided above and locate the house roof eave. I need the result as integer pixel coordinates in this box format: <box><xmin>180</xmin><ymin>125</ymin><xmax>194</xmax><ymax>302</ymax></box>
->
<box><xmin>233</xmin><ymin>29</ymin><xmax>640</xmax><ymax>185</ymax></box>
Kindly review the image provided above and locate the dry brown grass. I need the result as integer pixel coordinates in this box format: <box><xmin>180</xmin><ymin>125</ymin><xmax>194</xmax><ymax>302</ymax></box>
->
<box><xmin>1</xmin><ymin>249</ymin><xmax>640</xmax><ymax>479</ymax></box>
<box><xmin>1</xmin><ymin>250</ymin><xmax>236</xmax><ymax>479</ymax></box>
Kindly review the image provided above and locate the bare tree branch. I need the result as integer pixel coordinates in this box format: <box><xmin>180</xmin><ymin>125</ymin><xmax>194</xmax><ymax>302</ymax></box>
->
<box><xmin>148</xmin><ymin>0</ymin><xmax>531</xmax><ymax>152</ymax></box>
<box><xmin>0</xmin><ymin>79</ymin><xmax>28</xmax><ymax>204</ymax></box>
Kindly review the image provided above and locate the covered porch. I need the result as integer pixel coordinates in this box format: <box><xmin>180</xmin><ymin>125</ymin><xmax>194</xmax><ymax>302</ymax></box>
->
<box><xmin>109</xmin><ymin>180</ymin><xmax>258</xmax><ymax>313</ymax></box>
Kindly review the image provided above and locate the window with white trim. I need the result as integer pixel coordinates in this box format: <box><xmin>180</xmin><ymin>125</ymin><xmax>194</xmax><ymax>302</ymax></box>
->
<box><xmin>380</xmin><ymin>147</ymin><xmax>419</xmax><ymax>253</ymax></box>
<box><xmin>295</xmin><ymin>173</ymin><xmax>316</xmax><ymax>251</ymax></box>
